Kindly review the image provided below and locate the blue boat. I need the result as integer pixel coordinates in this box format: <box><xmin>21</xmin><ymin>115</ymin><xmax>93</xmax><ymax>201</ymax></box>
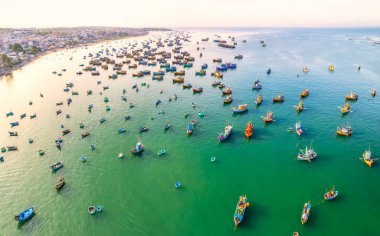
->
<box><xmin>216</xmin><ymin>65</ymin><xmax>228</xmax><ymax>71</ymax></box>
<box><xmin>139</xmin><ymin>61</ymin><xmax>147</xmax><ymax>65</ymax></box>
<box><xmin>153</xmin><ymin>71</ymin><xmax>165</xmax><ymax>76</ymax></box>
<box><xmin>267</xmin><ymin>68</ymin><xmax>272</xmax><ymax>75</ymax></box>
<box><xmin>14</xmin><ymin>207</ymin><xmax>34</xmax><ymax>222</ymax></box>
<box><xmin>166</xmin><ymin>67</ymin><xmax>177</xmax><ymax>72</ymax></box>
<box><xmin>90</xmin><ymin>144</ymin><xmax>95</xmax><ymax>150</ymax></box>
<box><xmin>10</xmin><ymin>122</ymin><xmax>19</xmax><ymax>127</ymax></box>
<box><xmin>175</xmin><ymin>181</ymin><xmax>181</xmax><ymax>188</ymax></box>
<box><xmin>186</xmin><ymin>124</ymin><xmax>193</xmax><ymax>135</ymax></box>
<box><xmin>226</xmin><ymin>63</ymin><xmax>237</xmax><ymax>69</ymax></box>
<box><xmin>131</xmin><ymin>142</ymin><xmax>144</xmax><ymax>155</ymax></box>
<box><xmin>81</xmin><ymin>155</ymin><xmax>86</xmax><ymax>162</ymax></box>
<box><xmin>20</xmin><ymin>113</ymin><xmax>26</xmax><ymax>119</ymax></box>
<box><xmin>50</xmin><ymin>161</ymin><xmax>63</xmax><ymax>171</ymax></box>
<box><xmin>156</xmin><ymin>99</ymin><xmax>161</xmax><ymax>106</ymax></box>
<box><xmin>232</xmin><ymin>104</ymin><xmax>248</xmax><ymax>114</ymax></box>
<box><xmin>233</xmin><ymin>195</ymin><xmax>249</xmax><ymax>228</ymax></box>
<box><xmin>218</xmin><ymin>125</ymin><xmax>233</xmax><ymax>142</ymax></box>
<box><xmin>201</xmin><ymin>64</ymin><xmax>208</xmax><ymax>70</ymax></box>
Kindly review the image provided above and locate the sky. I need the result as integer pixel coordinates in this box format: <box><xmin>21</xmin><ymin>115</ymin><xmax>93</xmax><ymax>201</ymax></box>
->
<box><xmin>1</xmin><ymin>0</ymin><xmax>380</xmax><ymax>28</ymax></box>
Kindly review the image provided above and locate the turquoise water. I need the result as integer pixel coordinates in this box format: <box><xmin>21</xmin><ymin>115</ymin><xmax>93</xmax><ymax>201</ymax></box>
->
<box><xmin>1</xmin><ymin>28</ymin><xmax>380</xmax><ymax>235</ymax></box>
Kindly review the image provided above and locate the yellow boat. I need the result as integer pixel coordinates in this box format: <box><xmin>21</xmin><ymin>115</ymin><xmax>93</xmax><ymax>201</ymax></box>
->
<box><xmin>345</xmin><ymin>92</ymin><xmax>358</xmax><ymax>101</ymax></box>
<box><xmin>172</xmin><ymin>78</ymin><xmax>184</xmax><ymax>83</ymax></box>
<box><xmin>371</xmin><ymin>89</ymin><xmax>376</xmax><ymax>97</ymax></box>
<box><xmin>212</xmin><ymin>72</ymin><xmax>223</xmax><ymax>78</ymax></box>
<box><xmin>296</xmin><ymin>101</ymin><xmax>304</xmax><ymax>113</ymax></box>
<box><xmin>303</xmin><ymin>67</ymin><xmax>309</xmax><ymax>73</ymax></box>
<box><xmin>328</xmin><ymin>65</ymin><xmax>335</xmax><ymax>72</ymax></box>
<box><xmin>300</xmin><ymin>89</ymin><xmax>309</xmax><ymax>98</ymax></box>
<box><xmin>336</xmin><ymin>124</ymin><xmax>352</xmax><ymax>136</ymax></box>
<box><xmin>339</xmin><ymin>103</ymin><xmax>350</xmax><ymax>114</ymax></box>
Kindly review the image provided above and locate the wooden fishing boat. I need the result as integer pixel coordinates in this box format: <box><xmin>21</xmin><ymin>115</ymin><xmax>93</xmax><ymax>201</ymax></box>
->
<box><xmin>132</xmin><ymin>72</ymin><xmax>143</xmax><ymax>77</ymax></box>
<box><xmin>301</xmin><ymin>202</ymin><xmax>311</xmax><ymax>224</ymax></box>
<box><xmin>245</xmin><ymin>122</ymin><xmax>253</xmax><ymax>139</ymax></box>
<box><xmin>172</xmin><ymin>77</ymin><xmax>184</xmax><ymax>83</ymax></box>
<box><xmin>131</xmin><ymin>142</ymin><xmax>144</xmax><ymax>155</ymax></box>
<box><xmin>296</xmin><ymin>101</ymin><xmax>304</xmax><ymax>113</ymax></box>
<box><xmin>295</xmin><ymin>122</ymin><xmax>303</xmax><ymax>136</ymax></box>
<box><xmin>370</xmin><ymin>89</ymin><xmax>376</xmax><ymax>97</ymax></box>
<box><xmin>222</xmin><ymin>88</ymin><xmax>232</xmax><ymax>95</ymax></box>
<box><xmin>218</xmin><ymin>125</ymin><xmax>233</xmax><ymax>142</ymax></box>
<box><xmin>88</xmin><ymin>206</ymin><xmax>96</xmax><ymax>215</ymax></box>
<box><xmin>339</xmin><ymin>103</ymin><xmax>351</xmax><ymax>114</ymax></box>
<box><xmin>300</xmin><ymin>89</ymin><xmax>309</xmax><ymax>98</ymax></box>
<box><xmin>211</xmin><ymin>72</ymin><xmax>223</xmax><ymax>78</ymax></box>
<box><xmin>174</xmin><ymin>70</ymin><xmax>185</xmax><ymax>76</ymax></box>
<box><xmin>303</xmin><ymin>67</ymin><xmax>309</xmax><ymax>73</ymax></box>
<box><xmin>50</xmin><ymin>161</ymin><xmax>63</xmax><ymax>171</ymax></box>
<box><xmin>273</xmin><ymin>95</ymin><xmax>285</xmax><ymax>103</ymax></box>
<box><xmin>186</xmin><ymin>124</ymin><xmax>193</xmax><ymax>135</ymax></box>
<box><xmin>195</xmin><ymin>70</ymin><xmax>206</xmax><ymax>76</ymax></box>
<box><xmin>262</xmin><ymin>111</ymin><xmax>275</xmax><ymax>123</ymax></box>
<box><xmin>297</xmin><ymin>145</ymin><xmax>317</xmax><ymax>162</ymax></box>
<box><xmin>14</xmin><ymin>207</ymin><xmax>34</xmax><ymax>222</ymax></box>
<box><xmin>55</xmin><ymin>176</ymin><xmax>65</xmax><ymax>190</ymax></box>
<box><xmin>116</xmin><ymin>70</ymin><xmax>126</xmax><ymax>75</ymax></box>
<box><xmin>193</xmin><ymin>87</ymin><xmax>203</xmax><ymax>93</ymax></box>
<box><xmin>346</xmin><ymin>92</ymin><xmax>358</xmax><ymax>101</ymax></box>
<box><xmin>213</xmin><ymin>58</ymin><xmax>222</xmax><ymax>63</ymax></box>
<box><xmin>336</xmin><ymin>124</ymin><xmax>352</xmax><ymax>136</ymax></box>
<box><xmin>211</xmin><ymin>81</ymin><xmax>221</xmax><ymax>87</ymax></box>
<box><xmin>360</xmin><ymin>146</ymin><xmax>378</xmax><ymax>167</ymax></box>
<box><xmin>233</xmin><ymin>195</ymin><xmax>250</xmax><ymax>228</ymax></box>
<box><xmin>224</xmin><ymin>95</ymin><xmax>233</xmax><ymax>104</ymax></box>
<box><xmin>218</xmin><ymin>83</ymin><xmax>225</xmax><ymax>89</ymax></box>
<box><xmin>232</xmin><ymin>104</ymin><xmax>248</xmax><ymax>114</ymax></box>
<box><xmin>183</xmin><ymin>83</ymin><xmax>192</xmax><ymax>89</ymax></box>
<box><xmin>324</xmin><ymin>187</ymin><xmax>339</xmax><ymax>200</ymax></box>
<box><xmin>81</xmin><ymin>132</ymin><xmax>90</xmax><ymax>138</ymax></box>
<box><xmin>255</xmin><ymin>95</ymin><xmax>263</xmax><ymax>106</ymax></box>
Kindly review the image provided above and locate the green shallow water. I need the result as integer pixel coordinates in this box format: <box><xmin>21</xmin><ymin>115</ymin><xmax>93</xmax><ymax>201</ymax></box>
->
<box><xmin>1</xmin><ymin>28</ymin><xmax>380</xmax><ymax>235</ymax></box>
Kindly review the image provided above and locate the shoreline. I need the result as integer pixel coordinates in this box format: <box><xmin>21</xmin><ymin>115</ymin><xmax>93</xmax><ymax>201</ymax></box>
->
<box><xmin>0</xmin><ymin>30</ymin><xmax>164</xmax><ymax>79</ymax></box>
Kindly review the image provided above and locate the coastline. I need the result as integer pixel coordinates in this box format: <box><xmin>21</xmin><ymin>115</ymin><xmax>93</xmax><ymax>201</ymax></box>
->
<box><xmin>0</xmin><ymin>30</ymin><xmax>169</xmax><ymax>79</ymax></box>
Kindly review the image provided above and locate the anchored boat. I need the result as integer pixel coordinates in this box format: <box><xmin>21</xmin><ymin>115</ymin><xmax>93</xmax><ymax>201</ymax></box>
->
<box><xmin>301</xmin><ymin>202</ymin><xmax>311</xmax><ymax>224</ymax></box>
<box><xmin>131</xmin><ymin>142</ymin><xmax>144</xmax><ymax>155</ymax></box>
<box><xmin>255</xmin><ymin>95</ymin><xmax>263</xmax><ymax>106</ymax></box>
<box><xmin>232</xmin><ymin>104</ymin><xmax>248</xmax><ymax>114</ymax></box>
<box><xmin>336</xmin><ymin>124</ymin><xmax>352</xmax><ymax>136</ymax></box>
<box><xmin>14</xmin><ymin>207</ymin><xmax>34</xmax><ymax>222</ymax></box>
<box><xmin>252</xmin><ymin>80</ymin><xmax>262</xmax><ymax>90</ymax></box>
<box><xmin>262</xmin><ymin>111</ymin><xmax>275</xmax><ymax>123</ymax></box>
<box><xmin>233</xmin><ymin>195</ymin><xmax>250</xmax><ymax>228</ymax></box>
<box><xmin>297</xmin><ymin>145</ymin><xmax>317</xmax><ymax>162</ymax></box>
<box><xmin>339</xmin><ymin>103</ymin><xmax>351</xmax><ymax>114</ymax></box>
<box><xmin>360</xmin><ymin>146</ymin><xmax>378</xmax><ymax>167</ymax></box>
<box><xmin>300</xmin><ymin>89</ymin><xmax>309</xmax><ymax>98</ymax></box>
<box><xmin>245</xmin><ymin>122</ymin><xmax>253</xmax><ymax>139</ymax></box>
<box><xmin>50</xmin><ymin>161</ymin><xmax>63</xmax><ymax>171</ymax></box>
<box><xmin>345</xmin><ymin>92</ymin><xmax>358</xmax><ymax>101</ymax></box>
<box><xmin>218</xmin><ymin>125</ymin><xmax>233</xmax><ymax>142</ymax></box>
<box><xmin>273</xmin><ymin>95</ymin><xmax>285</xmax><ymax>103</ymax></box>
<box><xmin>295</xmin><ymin>122</ymin><xmax>303</xmax><ymax>136</ymax></box>
<box><xmin>324</xmin><ymin>187</ymin><xmax>339</xmax><ymax>200</ymax></box>
<box><xmin>224</xmin><ymin>95</ymin><xmax>233</xmax><ymax>104</ymax></box>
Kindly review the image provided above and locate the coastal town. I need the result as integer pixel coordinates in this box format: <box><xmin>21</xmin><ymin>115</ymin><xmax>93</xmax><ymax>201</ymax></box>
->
<box><xmin>0</xmin><ymin>27</ymin><xmax>168</xmax><ymax>76</ymax></box>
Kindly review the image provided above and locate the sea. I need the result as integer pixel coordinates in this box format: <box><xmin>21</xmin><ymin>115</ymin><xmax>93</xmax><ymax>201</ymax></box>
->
<box><xmin>1</xmin><ymin>28</ymin><xmax>380</xmax><ymax>235</ymax></box>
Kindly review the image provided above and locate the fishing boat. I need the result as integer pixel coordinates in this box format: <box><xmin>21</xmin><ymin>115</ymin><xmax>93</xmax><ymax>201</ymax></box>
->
<box><xmin>50</xmin><ymin>161</ymin><xmax>63</xmax><ymax>171</ymax></box>
<box><xmin>186</xmin><ymin>124</ymin><xmax>193</xmax><ymax>135</ymax></box>
<box><xmin>224</xmin><ymin>95</ymin><xmax>233</xmax><ymax>104</ymax></box>
<box><xmin>296</xmin><ymin>101</ymin><xmax>304</xmax><ymax>113</ymax></box>
<box><xmin>100</xmin><ymin>118</ymin><xmax>106</xmax><ymax>124</ymax></box>
<box><xmin>273</xmin><ymin>95</ymin><xmax>285</xmax><ymax>103</ymax></box>
<box><xmin>30</xmin><ymin>113</ymin><xmax>37</xmax><ymax>119</ymax></box>
<box><xmin>6</xmin><ymin>112</ymin><xmax>14</xmax><ymax>117</ymax></box>
<box><xmin>233</xmin><ymin>195</ymin><xmax>250</xmax><ymax>228</ymax></box>
<box><xmin>218</xmin><ymin>83</ymin><xmax>225</xmax><ymax>89</ymax></box>
<box><xmin>125</xmin><ymin>115</ymin><xmax>131</xmax><ymax>120</ymax></box>
<box><xmin>339</xmin><ymin>103</ymin><xmax>351</xmax><ymax>114</ymax></box>
<box><xmin>174</xmin><ymin>70</ymin><xmax>185</xmax><ymax>76</ymax></box>
<box><xmin>336</xmin><ymin>124</ymin><xmax>352</xmax><ymax>136</ymax></box>
<box><xmin>139</xmin><ymin>126</ymin><xmax>149</xmax><ymax>132</ymax></box>
<box><xmin>262</xmin><ymin>111</ymin><xmax>275</xmax><ymax>123</ymax></box>
<box><xmin>213</xmin><ymin>58</ymin><xmax>222</xmax><ymax>63</ymax></box>
<box><xmin>211</xmin><ymin>72</ymin><xmax>223</xmax><ymax>78</ymax></box>
<box><xmin>9</xmin><ymin>131</ymin><xmax>18</xmax><ymax>137</ymax></box>
<box><xmin>328</xmin><ymin>65</ymin><xmax>335</xmax><ymax>72</ymax></box>
<box><xmin>255</xmin><ymin>95</ymin><xmax>263</xmax><ymax>106</ymax></box>
<box><xmin>131</xmin><ymin>142</ymin><xmax>144</xmax><ymax>155</ymax></box>
<box><xmin>297</xmin><ymin>145</ymin><xmax>317</xmax><ymax>162</ymax></box>
<box><xmin>234</xmin><ymin>54</ymin><xmax>243</xmax><ymax>59</ymax></box>
<box><xmin>118</xmin><ymin>153</ymin><xmax>124</xmax><ymax>158</ymax></box>
<box><xmin>14</xmin><ymin>207</ymin><xmax>34</xmax><ymax>222</ymax></box>
<box><xmin>9</xmin><ymin>121</ymin><xmax>19</xmax><ymax>128</ymax></box>
<box><xmin>81</xmin><ymin>155</ymin><xmax>86</xmax><ymax>162</ymax></box>
<box><xmin>164</xmin><ymin>122</ymin><xmax>171</xmax><ymax>130</ymax></box>
<box><xmin>7</xmin><ymin>146</ymin><xmax>18</xmax><ymax>151</ymax></box>
<box><xmin>118</xmin><ymin>128</ymin><xmax>126</xmax><ymax>133</ymax></box>
<box><xmin>252</xmin><ymin>80</ymin><xmax>262</xmax><ymax>90</ymax></box>
<box><xmin>88</xmin><ymin>206</ymin><xmax>96</xmax><ymax>215</ymax></box>
<box><xmin>55</xmin><ymin>176</ymin><xmax>65</xmax><ymax>190</ymax></box>
<box><xmin>301</xmin><ymin>202</ymin><xmax>311</xmax><ymax>224</ymax></box>
<box><xmin>300</xmin><ymin>89</ymin><xmax>309</xmax><ymax>98</ymax></box>
<box><xmin>370</xmin><ymin>89</ymin><xmax>376</xmax><ymax>97</ymax></box>
<box><xmin>324</xmin><ymin>187</ymin><xmax>339</xmax><ymax>200</ymax></box>
<box><xmin>303</xmin><ymin>67</ymin><xmax>309</xmax><ymax>73</ymax></box>
<box><xmin>182</xmin><ymin>83</ymin><xmax>192</xmax><ymax>89</ymax></box>
<box><xmin>96</xmin><ymin>205</ymin><xmax>102</xmax><ymax>212</ymax></box>
<box><xmin>20</xmin><ymin>113</ymin><xmax>26</xmax><ymax>119</ymax></box>
<box><xmin>232</xmin><ymin>104</ymin><xmax>248</xmax><ymax>114</ymax></box>
<box><xmin>295</xmin><ymin>122</ymin><xmax>303</xmax><ymax>136</ymax></box>
<box><xmin>81</xmin><ymin>132</ymin><xmax>90</xmax><ymax>138</ymax></box>
<box><xmin>198</xmin><ymin>111</ymin><xmax>205</xmax><ymax>117</ymax></box>
<box><xmin>267</xmin><ymin>68</ymin><xmax>271</xmax><ymax>75</ymax></box>
<box><xmin>211</xmin><ymin>81</ymin><xmax>221</xmax><ymax>87</ymax></box>
<box><xmin>218</xmin><ymin>125</ymin><xmax>233</xmax><ymax>142</ymax></box>
<box><xmin>345</xmin><ymin>92</ymin><xmax>358</xmax><ymax>101</ymax></box>
<box><xmin>172</xmin><ymin>78</ymin><xmax>184</xmax><ymax>83</ymax></box>
<box><xmin>245</xmin><ymin>122</ymin><xmax>253</xmax><ymax>139</ymax></box>
<box><xmin>222</xmin><ymin>88</ymin><xmax>232</xmax><ymax>95</ymax></box>
<box><xmin>360</xmin><ymin>146</ymin><xmax>378</xmax><ymax>167</ymax></box>
<box><xmin>193</xmin><ymin>87</ymin><xmax>203</xmax><ymax>93</ymax></box>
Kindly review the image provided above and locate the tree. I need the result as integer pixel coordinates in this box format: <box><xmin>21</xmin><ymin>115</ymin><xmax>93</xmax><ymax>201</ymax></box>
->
<box><xmin>29</xmin><ymin>46</ymin><xmax>41</xmax><ymax>55</ymax></box>
<box><xmin>1</xmin><ymin>54</ymin><xmax>13</xmax><ymax>68</ymax></box>
<box><xmin>10</xmin><ymin>43</ymin><xmax>24</xmax><ymax>53</ymax></box>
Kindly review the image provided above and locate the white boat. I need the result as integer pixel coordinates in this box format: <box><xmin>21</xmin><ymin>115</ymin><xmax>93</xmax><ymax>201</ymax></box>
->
<box><xmin>295</xmin><ymin>122</ymin><xmax>303</xmax><ymax>136</ymax></box>
<box><xmin>297</xmin><ymin>146</ymin><xmax>317</xmax><ymax>162</ymax></box>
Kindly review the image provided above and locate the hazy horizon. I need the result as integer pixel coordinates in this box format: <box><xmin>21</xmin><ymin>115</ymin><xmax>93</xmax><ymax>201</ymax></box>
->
<box><xmin>2</xmin><ymin>0</ymin><xmax>380</xmax><ymax>28</ymax></box>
